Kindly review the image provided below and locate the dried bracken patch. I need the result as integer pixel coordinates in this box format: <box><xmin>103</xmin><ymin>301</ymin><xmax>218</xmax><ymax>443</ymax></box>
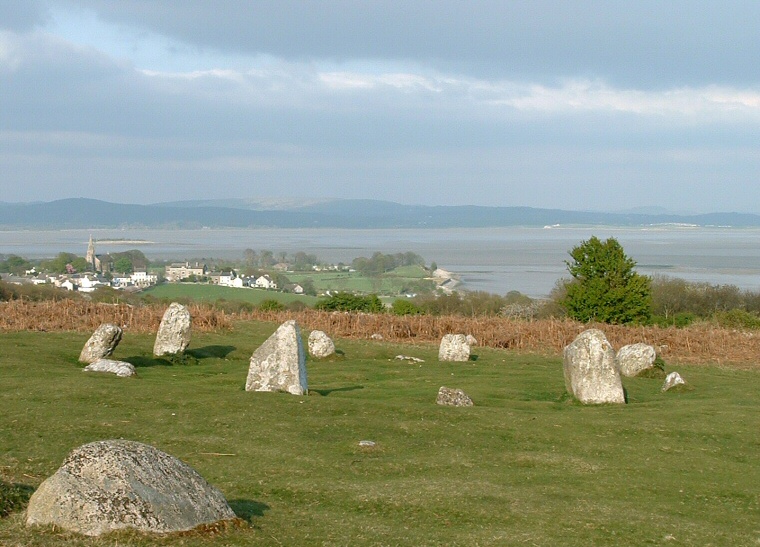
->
<box><xmin>2</xmin><ymin>300</ymin><xmax>759</xmax><ymax>368</ymax></box>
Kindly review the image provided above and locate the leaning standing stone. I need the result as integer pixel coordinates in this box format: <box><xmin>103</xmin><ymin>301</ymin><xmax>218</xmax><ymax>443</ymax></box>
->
<box><xmin>436</xmin><ymin>386</ymin><xmax>474</xmax><ymax>407</ymax></box>
<box><xmin>308</xmin><ymin>330</ymin><xmax>335</xmax><ymax>358</ymax></box>
<box><xmin>83</xmin><ymin>359</ymin><xmax>136</xmax><ymax>378</ymax></box>
<box><xmin>25</xmin><ymin>439</ymin><xmax>236</xmax><ymax>537</ymax></box>
<box><xmin>153</xmin><ymin>302</ymin><xmax>191</xmax><ymax>356</ymax></box>
<box><xmin>79</xmin><ymin>323</ymin><xmax>122</xmax><ymax>364</ymax></box>
<box><xmin>662</xmin><ymin>372</ymin><xmax>686</xmax><ymax>391</ymax></box>
<box><xmin>246</xmin><ymin>320</ymin><xmax>308</xmax><ymax>395</ymax></box>
<box><xmin>615</xmin><ymin>343</ymin><xmax>657</xmax><ymax>377</ymax></box>
<box><xmin>439</xmin><ymin>334</ymin><xmax>470</xmax><ymax>362</ymax></box>
<box><xmin>563</xmin><ymin>329</ymin><xmax>625</xmax><ymax>404</ymax></box>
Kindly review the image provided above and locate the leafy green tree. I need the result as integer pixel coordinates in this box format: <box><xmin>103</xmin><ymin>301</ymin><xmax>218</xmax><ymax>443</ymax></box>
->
<box><xmin>561</xmin><ymin>236</ymin><xmax>651</xmax><ymax>324</ymax></box>
<box><xmin>42</xmin><ymin>252</ymin><xmax>79</xmax><ymax>274</ymax></box>
<box><xmin>299</xmin><ymin>278</ymin><xmax>317</xmax><ymax>296</ymax></box>
<box><xmin>113</xmin><ymin>257</ymin><xmax>134</xmax><ymax>274</ymax></box>
<box><xmin>0</xmin><ymin>255</ymin><xmax>31</xmax><ymax>275</ymax></box>
<box><xmin>70</xmin><ymin>257</ymin><xmax>89</xmax><ymax>273</ymax></box>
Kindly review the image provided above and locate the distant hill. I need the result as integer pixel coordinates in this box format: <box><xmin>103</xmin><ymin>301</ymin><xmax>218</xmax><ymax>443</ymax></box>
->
<box><xmin>1</xmin><ymin>198</ymin><xmax>759</xmax><ymax>229</ymax></box>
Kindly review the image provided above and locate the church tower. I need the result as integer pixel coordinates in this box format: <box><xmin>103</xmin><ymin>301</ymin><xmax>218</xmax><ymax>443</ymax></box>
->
<box><xmin>86</xmin><ymin>235</ymin><xmax>96</xmax><ymax>271</ymax></box>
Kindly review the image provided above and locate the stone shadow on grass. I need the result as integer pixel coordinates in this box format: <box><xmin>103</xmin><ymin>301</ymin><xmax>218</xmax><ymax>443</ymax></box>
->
<box><xmin>0</xmin><ymin>480</ymin><xmax>35</xmax><ymax>517</ymax></box>
<box><xmin>186</xmin><ymin>345</ymin><xmax>236</xmax><ymax>360</ymax></box>
<box><xmin>228</xmin><ymin>499</ymin><xmax>270</xmax><ymax>523</ymax></box>
<box><xmin>310</xmin><ymin>385</ymin><xmax>364</xmax><ymax>396</ymax></box>
<box><xmin>124</xmin><ymin>346</ymin><xmax>236</xmax><ymax>368</ymax></box>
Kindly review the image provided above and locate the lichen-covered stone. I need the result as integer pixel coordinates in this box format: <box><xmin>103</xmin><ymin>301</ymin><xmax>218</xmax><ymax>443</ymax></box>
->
<box><xmin>308</xmin><ymin>330</ymin><xmax>335</xmax><ymax>358</ymax></box>
<box><xmin>438</xmin><ymin>334</ymin><xmax>470</xmax><ymax>362</ymax></box>
<box><xmin>83</xmin><ymin>359</ymin><xmax>136</xmax><ymax>378</ymax></box>
<box><xmin>616</xmin><ymin>343</ymin><xmax>657</xmax><ymax>377</ymax></box>
<box><xmin>153</xmin><ymin>303</ymin><xmax>191</xmax><ymax>356</ymax></box>
<box><xmin>436</xmin><ymin>386</ymin><xmax>474</xmax><ymax>407</ymax></box>
<box><xmin>246</xmin><ymin>320</ymin><xmax>308</xmax><ymax>395</ymax></box>
<box><xmin>662</xmin><ymin>371</ymin><xmax>686</xmax><ymax>391</ymax></box>
<box><xmin>563</xmin><ymin>329</ymin><xmax>625</xmax><ymax>404</ymax></box>
<box><xmin>465</xmin><ymin>334</ymin><xmax>478</xmax><ymax>346</ymax></box>
<box><xmin>78</xmin><ymin>324</ymin><xmax>122</xmax><ymax>364</ymax></box>
<box><xmin>25</xmin><ymin>440</ymin><xmax>236</xmax><ymax>536</ymax></box>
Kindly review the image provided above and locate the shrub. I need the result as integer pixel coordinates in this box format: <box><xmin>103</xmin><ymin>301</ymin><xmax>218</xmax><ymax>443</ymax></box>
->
<box><xmin>315</xmin><ymin>292</ymin><xmax>384</xmax><ymax>313</ymax></box>
<box><xmin>258</xmin><ymin>299</ymin><xmax>286</xmax><ymax>312</ymax></box>
<box><xmin>649</xmin><ymin>312</ymin><xmax>696</xmax><ymax>328</ymax></box>
<box><xmin>391</xmin><ymin>299</ymin><xmax>422</xmax><ymax>316</ymax></box>
<box><xmin>712</xmin><ymin>309</ymin><xmax>760</xmax><ymax>330</ymax></box>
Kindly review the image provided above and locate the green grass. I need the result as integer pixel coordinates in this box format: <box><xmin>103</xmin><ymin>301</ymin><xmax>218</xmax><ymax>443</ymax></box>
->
<box><xmin>1</xmin><ymin>324</ymin><xmax>759</xmax><ymax>545</ymax></box>
<box><xmin>288</xmin><ymin>265</ymin><xmax>434</xmax><ymax>295</ymax></box>
<box><xmin>143</xmin><ymin>283</ymin><xmax>319</xmax><ymax>307</ymax></box>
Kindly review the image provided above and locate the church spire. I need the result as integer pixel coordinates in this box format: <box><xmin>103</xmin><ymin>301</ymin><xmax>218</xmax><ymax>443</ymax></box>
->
<box><xmin>86</xmin><ymin>234</ymin><xmax>96</xmax><ymax>271</ymax></box>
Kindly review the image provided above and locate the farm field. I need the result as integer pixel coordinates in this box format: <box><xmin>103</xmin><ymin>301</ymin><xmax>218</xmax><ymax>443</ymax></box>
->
<box><xmin>143</xmin><ymin>283</ymin><xmax>319</xmax><ymax>307</ymax></box>
<box><xmin>286</xmin><ymin>265</ymin><xmax>434</xmax><ymax>296</ymax></box>
<box><xmin>1</xmin><ymin>321</ymin><xmax>759</xmax><ymax>545</ymax></box>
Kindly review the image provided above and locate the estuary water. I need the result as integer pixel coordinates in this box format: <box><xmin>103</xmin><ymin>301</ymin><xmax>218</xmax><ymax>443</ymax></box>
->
<box><xmin>1</xmin><ymin>226</ymin><xmax>759</xmax><ymax>298</ymax></box>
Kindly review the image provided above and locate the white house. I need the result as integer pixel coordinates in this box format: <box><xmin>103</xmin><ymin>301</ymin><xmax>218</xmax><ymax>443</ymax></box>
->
<box><xmin>111</xmin><ymin>275</ymin><xmax>133</xmax><ymax>288</ymax></box>
<box><xmin>253</xmin><ymin>274</ymin><xmax>277</xmax><ymax>290</ymax></box>
<box><xmin>59</xmin><ymin>279</ymin><xmax>75</xmax><ymax>291</ymax></box>
<box><xmin>77</xmin><ymin>274</ymin><xmax>107</xmax><ymax>293</ymax></box>
<box><xmin>131</xmin><ymin>271</ymin><xmax>158</xmax><ymax>287</ymax></box>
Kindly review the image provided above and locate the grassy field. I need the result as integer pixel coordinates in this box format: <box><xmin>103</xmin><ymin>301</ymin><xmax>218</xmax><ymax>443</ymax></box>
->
<box><xmin>143</xmin><ymin>283</ymin><xmax>319</xmax><ymax>307</ymax></box>
<box><xmin>1</xmin><ymin>322</ymin><xmax>759</xmax><ymax>546</ymax></box>
<box><xmin>287</xmin><ymin>265</ymin><xmax>434</xmax><ymax>296</ymax></box>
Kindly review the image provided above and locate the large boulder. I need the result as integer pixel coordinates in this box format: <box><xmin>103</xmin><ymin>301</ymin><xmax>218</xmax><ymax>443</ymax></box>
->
<box><xmin>563</xmin><ymin>329</ymin><xmax>625</xmax><ymax>404</ymax></box>
<box><xmin>25</xmin><ymin>440</ymin><xmax>236</xmax><ymax>536</ymax></box>
<box><xmin>308</xmin><ymin>330</ymin><xmax>335</xmax><ymax>358</ymax></box>
<box><xmin>83</xmin><ymin>359</ymin><xmax>136</xmax><ymax>378</ymax></box>
<box><xmin>616</xmin><ymin>343</ymin><xmax>657</xmax><ymax>377</ymax></box>
<box><xmin>436</xmin><ymin>386</ymin><xmax>474</xmax><ymax>407</ymax></box>
<box><xmin>438</xmin><ymin>334</ymin><xmax>470</xmax><ymax>362</ymax></box>
<box><xmin>246</xmin><ymin>320</ymin><xmax>308</xmax><ymax>395</ymax></box>
<box><xmin>78</xmin><ymin>324</ymin><xmax>122</xmax><ymax>364</ymax></box>
<box><xmin>153</xmin><ymin>303</ymin><xmax>192</xmax><ymax>356</ymax></box>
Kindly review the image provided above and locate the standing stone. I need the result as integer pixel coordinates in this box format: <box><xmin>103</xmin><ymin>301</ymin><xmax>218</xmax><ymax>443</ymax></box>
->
<box><xmin>465</xmin><ymin>334</ymin><xmax>478</xmax><ymax>346</ymax></box>
<box><xmin>83</xmin><ymin>359</ymin><xmax>136</xmax><ymax>378</ymax></box>
<box><xmin>662</xmin><ymin>372</ymin><xmax>686</xmax><ymax>391</ymax></box>
<box><xmin>436</xmin><ymin>386</ymin><xmax>474</xmax><ymax>407</ymax></box>
<box><xmin>153</xmin><ymin>303</ymin><xmax>191</xmax><ymax>356</ymax></box>
<box><xmin>563</xmin><ymin>329</ymin><xmax>625</xmax><ymax>404</ymax></box>
<box><xmin>438</xmin><ymin>334</ymin><xmax>471</xmax><ymax>362</ymax></box>
<box><xmin>246</xmin><ymin>320</ymin><xmax>308</xmax><ymax>395</ymax></box>
<box><xmin>616</xmin><ymin>343</ymin><xmax>657</xmax><ymax>377</ymax></box>
<box><xmin>25</xmin><ymin>440</ymin><xmax>236</xmax><ymax>537</ymax></box>
<box><xmin>308</xmin><ymin>330</ymin><xmax>335</xmax><ymax>358</ymax></box>
<box><xmin>79</xmin><ymin>323</ymin><xmax>123</xmax><ymax>364</ymax></box>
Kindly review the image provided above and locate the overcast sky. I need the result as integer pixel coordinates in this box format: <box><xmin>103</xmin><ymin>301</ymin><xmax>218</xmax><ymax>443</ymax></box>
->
<box><xmin>2</xmin><ymin>1</ymin><xmax>759</xmax><ymax>212</ymax></box>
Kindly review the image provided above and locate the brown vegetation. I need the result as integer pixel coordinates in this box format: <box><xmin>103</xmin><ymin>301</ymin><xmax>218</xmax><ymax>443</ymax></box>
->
<box><xmin>1</xmin><ymin>300</ymin><xmax>758</xmax><ymax>369</ymax></box>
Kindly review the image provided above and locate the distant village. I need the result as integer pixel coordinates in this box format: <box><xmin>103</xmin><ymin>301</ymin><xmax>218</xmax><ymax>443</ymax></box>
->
<box><xmin>0</xmin><ymin>237</ymin><xmax>307</xmax><ymax>294</ymax></box>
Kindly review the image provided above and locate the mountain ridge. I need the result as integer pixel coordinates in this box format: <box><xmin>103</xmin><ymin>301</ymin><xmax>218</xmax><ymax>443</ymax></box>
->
<box><xmin>1</xmin><ymin>198</ymin><xmax>759</xmax><ymax>229</ymax></box>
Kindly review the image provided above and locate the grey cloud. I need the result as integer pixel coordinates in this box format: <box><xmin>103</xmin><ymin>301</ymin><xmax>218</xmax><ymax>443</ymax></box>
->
<box><xmin>57</xmin><ymin>0</ymin><xmax>760</xmax><ymax>87</ymax></box>
<box><xmin>0</xmin><ymin>1</ymin><xmax>50</xmax><ymax>31</ymax></box>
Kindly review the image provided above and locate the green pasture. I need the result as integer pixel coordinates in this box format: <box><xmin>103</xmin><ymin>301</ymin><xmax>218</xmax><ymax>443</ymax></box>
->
<box><xmin>1</xmin><ymin>323</ymin><xmax>758</xmax><ymax>546</ymax></box>
<box><xmin>143</xmin><ymin>283</ymin><xmax>319</xmax><ymax>307</ymax></box>
<box><xmin>288</xmin><ymin>265</ymin><xmax>434</xmax><ymax>296</ymax></box>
